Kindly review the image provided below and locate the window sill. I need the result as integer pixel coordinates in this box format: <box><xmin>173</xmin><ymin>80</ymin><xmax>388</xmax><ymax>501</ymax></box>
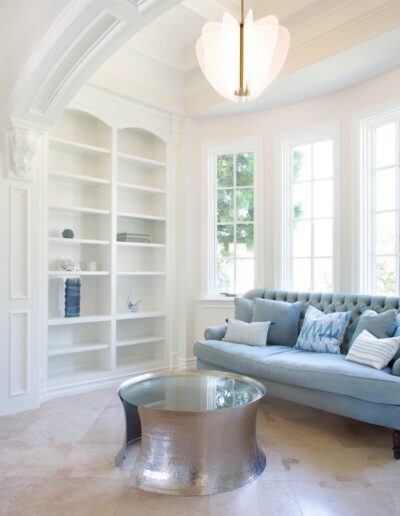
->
<box><xmin>198</xmin><ymin>298</ymin><xmax>235</xmax><ymax>308</ymax></box>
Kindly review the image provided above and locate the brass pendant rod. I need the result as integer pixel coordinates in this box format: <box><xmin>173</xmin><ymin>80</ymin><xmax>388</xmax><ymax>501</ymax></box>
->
<box><xmin>235</xmin><ymin>0</ymin><xmax>248</xmax><ymax>97</ymax></box>
<box><xmin>239</xmin><ymin>0</ymin><xmax>244</xmax><ymax>92</ymax></box>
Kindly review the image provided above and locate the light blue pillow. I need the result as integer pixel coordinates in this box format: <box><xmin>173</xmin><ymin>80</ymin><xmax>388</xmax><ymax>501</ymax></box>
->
<box><xmin>222</xmin><ymin>319</ymin><xmax>272</xmax><ymax>347</ymax></box>
<box><xmin>252</xmin><ymin>298</ymin><xmax>302</xmax><ymax>347</ymax></box>
<box><xmin>295</xmin><ymin>305</ymin><xmax>351</xmax><ymax>354</ymax></box>
<box><xmin>234</xmin><ymin>297</ymin><xmax>254</xmax><ymax>323</ymax></box>
<box><xmin>349</xmin><ymin>309</ymin><xmax>397</xmax><ymax>347</ymax></box>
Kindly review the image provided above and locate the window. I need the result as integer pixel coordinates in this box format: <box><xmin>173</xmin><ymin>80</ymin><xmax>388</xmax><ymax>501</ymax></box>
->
<box><xmin>283</xmin><ymin>134</ymin><xmax>336</xmax><ymax>291</ymax></box>
<box><xmin>361</xmin><ymin>115</ymin><xmax>400</xmax><ymax>294</ymax></box>
<box><xmin>216</xmin><ymin>152</ymin><xmax>255</xmax><ymax>294</ymax></box>
<box><xmin>203</xmin><ymin>137</ymin><xmax>262</xmax><ymax>298</ymax></box>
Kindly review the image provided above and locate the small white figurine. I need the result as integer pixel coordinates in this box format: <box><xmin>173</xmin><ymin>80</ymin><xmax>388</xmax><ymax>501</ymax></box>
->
<box><xmin>58</xmin><ymin>259</ymin><xmax>81</xmax><ymax>272</ymax></box>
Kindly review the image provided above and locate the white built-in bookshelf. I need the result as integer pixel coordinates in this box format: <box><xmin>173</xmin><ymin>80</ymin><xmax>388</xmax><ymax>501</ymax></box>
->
<box><xmin>45</xmin><ymin>109</ymin><xmax>169</xmax><ymax>392</ymax></box>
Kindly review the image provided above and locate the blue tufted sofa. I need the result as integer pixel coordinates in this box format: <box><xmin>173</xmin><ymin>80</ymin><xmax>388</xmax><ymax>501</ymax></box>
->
<box><xmin>193</xmin><ymin>289</ymin><xmax>400</xmax><ymax>459</ymax></box>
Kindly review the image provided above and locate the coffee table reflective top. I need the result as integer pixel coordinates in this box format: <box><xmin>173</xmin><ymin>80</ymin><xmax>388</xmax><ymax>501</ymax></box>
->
<box><xmin>116</xmin><ymin>370</ymin><xmax>266</xmax><ymax>496</ymax></box>
<box><xmin>119</xmin><ymin>370</ymin><xmax>265</xmax><ymax>412</ymax></box>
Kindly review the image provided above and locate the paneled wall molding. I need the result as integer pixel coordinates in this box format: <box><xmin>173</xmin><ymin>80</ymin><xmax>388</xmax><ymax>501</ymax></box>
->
<box><xmin>9</xmin><ymin>186</ymin><xmax>30</xmax><ymax>300</ymax></box>
<box><xmin>9</xmin><ymin>311</ymin><xmax>30</xmax><ymax>397</ymax></box>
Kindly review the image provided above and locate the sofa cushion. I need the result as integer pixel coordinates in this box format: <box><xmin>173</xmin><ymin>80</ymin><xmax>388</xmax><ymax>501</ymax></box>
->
<box><xmin>234</xmin><ymin>297</ymin><xmax>254</xmax><ymax>323</ymax></box>
<box><xmin>348</xmin><ymin>309</ymin><xmax>397</xmax><ymax>348</ymax></box>
<box><xmin>193</xmin><ymin>339</ymin><xmax>400</xmax><ymax>405</ymax></box>
<box><xmin>222</xmin><ymin>319</ymin><xmax>271</xmax><ymax>346</ymax></box>
<box><xmin>294</xmin><ymin>305</ymin><xmax>351</xmax><ymax>354</ymax></box>
<box><xmin>346</xmin><ymin>330</ymin><xmax>400</xmax><ymax>369</ymax></box>
<box><xmin>252</xmin><ymin>298</ymin><xmax>302</xmax><ymax>347</ymax></box>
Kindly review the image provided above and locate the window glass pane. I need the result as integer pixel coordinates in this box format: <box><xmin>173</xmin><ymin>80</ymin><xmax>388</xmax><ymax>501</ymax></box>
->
<box><xmin>376</xmin><ymin>212</ymin><xmax>396</xmax><ymax>254</ymax></box>
<box><xmin>376</xmin><ymin>257</ymin><xmax>397</xmax><ymax>295</ymax></box>
<box><xmin>314</xmin><ymin>219</ymin><xmax>333</xmax><ymax>257</ymax></box>
<box><xmin>236</xmin><ymin>152</ymin><xmax>254</xmax><ymax>187</ymax></box>
<box><xmin>313</xmin><ymin>140</ymin><xmax>333</xmax><ymax>179</ymax></box>
<box><xmin>313</xmin><ymin>180</ymin><xmax>333</xmax><ymax>218</ymax></box>
<box><xmin>236</xmin><ymin>259</ymin><xmax>254</xmax><ymax>294</ymax></box>
<box><xmin>216</xmin><ymin>259</ymin><xmax>234</xmax><ymax>293</ymax></box>
<box><xmin>314</xmin><ymin>258</ymin><xmax>333</xmax><ymax>291</ymax></box>
<box><xmin>217</xmin><ymin>189</ymin><xmax>234</xmax><ymax>222</ymax></box>
<box><xmin>293</xmin><ymin>182</ymin><xmax>311</xmax><ymax>220</ymax></box>
<box><xmin>375</xmin><ymin>168</ymin><xmax>396</xmax><ymax>212</ymax></box>
<box><xmin>375</xmin><ymin>123</ymin><xmax>396</xmax><ymax>169</ymax></box>
<box><xmin>293</xmin><ymin>220</ymin><xmax>311</xmax><ymax>257</ymax></box>
<box><xmin>236</xmin><ymin>189</ymin><xmax>254</xmax><ymax>221</ymax></box>
<box><xmin>236</xmin><ymin>224</ymin><xmax>254</xmax><ymax>258</ymax></box>
<box><xmin>293</xmin><ymin>258</ymin><xmax>311</xmax><ymax>291</ymax></box>
<box><xmin>217</xmin><ymin>155</ymin><xmax>234</xmax><ymax>187</ymax></box>
<box><xmin>292</xmin><ymin>145</ymin><xmax>311</xmax><ymax>182</ymax></box>
<box><xmin>217</xmin><ymin>224</ymin><xmax>234</xmax><ymax>258</ymax></box>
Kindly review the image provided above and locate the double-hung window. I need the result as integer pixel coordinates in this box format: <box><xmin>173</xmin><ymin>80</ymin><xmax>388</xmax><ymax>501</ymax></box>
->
<box><xmin>281</xmin><ymin>131</ymin><xmax>336</xmax><ymax>291</ymax></box>
<box><xmin>360</xmin><ymin>110</ymin><xmax>400</xmax><ymax>294</ymax></box>
<box><xmin>204</xmin><ymin>138</ymin><xmax>261</xmax><ymax>298</ymax></box>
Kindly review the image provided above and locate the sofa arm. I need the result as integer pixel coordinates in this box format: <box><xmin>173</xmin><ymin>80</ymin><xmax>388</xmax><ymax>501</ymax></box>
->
<box><xmin>392</xmin><ymin>358</ymin><xmax>400</xmax><ymax>376</ymax></box>
<box><xmin>204</xmin><ymin>325</ymin><xmax>227</xmax><ymax>341</ymax></box>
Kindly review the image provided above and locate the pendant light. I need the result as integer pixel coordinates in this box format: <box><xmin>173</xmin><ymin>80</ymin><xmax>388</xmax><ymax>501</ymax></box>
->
<box><xmin>196</xmin><ymin>0</ymin><xmax>290</xmax><ymax>102</ymax></box>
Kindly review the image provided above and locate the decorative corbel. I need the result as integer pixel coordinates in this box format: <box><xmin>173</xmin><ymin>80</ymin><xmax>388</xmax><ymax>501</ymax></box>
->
<box><xmin>6</xmin><ymin>127</ymin><xmax>40</xmax><ymax>181</ymax></box>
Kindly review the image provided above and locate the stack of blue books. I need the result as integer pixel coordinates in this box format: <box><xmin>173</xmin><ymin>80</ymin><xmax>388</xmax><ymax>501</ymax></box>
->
<box><xmin>65</xmin><ymin>278</ymin><xmax>81</xmax><ymax>317</ymax></box>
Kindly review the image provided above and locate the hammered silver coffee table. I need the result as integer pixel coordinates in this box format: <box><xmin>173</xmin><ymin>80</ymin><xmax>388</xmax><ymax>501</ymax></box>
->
<box><xmin>115</xmin><ymin>370</ymin><xmax>266</xmax><ymax>496</ymax></box>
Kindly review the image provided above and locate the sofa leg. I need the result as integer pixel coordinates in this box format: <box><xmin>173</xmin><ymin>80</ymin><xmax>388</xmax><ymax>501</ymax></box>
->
<box><xmin>393</xmin><ymin>430</ymin><xmax>400</xmax><ymax>460</ymax></box>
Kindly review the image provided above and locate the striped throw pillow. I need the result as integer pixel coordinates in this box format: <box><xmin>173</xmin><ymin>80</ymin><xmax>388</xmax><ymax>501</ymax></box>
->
<box><xmin>223</xmin><ymin>319</ymin><xmax>272</xmax><ymax>347</ymax></box>
<box><xmin>346</xmin><ymin>330</ymin><xmax>400</xmax><ymax>369</ymax></box>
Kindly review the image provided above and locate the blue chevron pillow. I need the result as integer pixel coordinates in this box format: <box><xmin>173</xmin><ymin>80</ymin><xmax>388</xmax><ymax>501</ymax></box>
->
<box><xmin>295</xmin><ymin>305</ymin><xmax>351</xmax><ymax>354</ymax></box>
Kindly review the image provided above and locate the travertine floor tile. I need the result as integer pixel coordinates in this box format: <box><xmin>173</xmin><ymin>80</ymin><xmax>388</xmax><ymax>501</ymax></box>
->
<box><xmin>0</xmin><ymin>477</ymin><xmax>126</xmax><ymax>516</ymax></box>
<box><xmin>115</xmin><ymin>478</ymin><xmax>210</xmax><ymax>516</ymax></box>
<box><xmin>289</xmin><ymin>480</ymin><xmax>397</xmax><ymax>516</ymax></box>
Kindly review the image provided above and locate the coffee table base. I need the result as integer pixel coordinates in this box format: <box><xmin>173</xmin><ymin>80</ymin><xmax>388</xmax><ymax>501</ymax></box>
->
<box><xmin>132</xmin><ymin>401</ymin><xmax>266</xmax><ymax>496</ymax></box>
<box><xmin>115</xmin><ymin>399</ymin><xmax>142</xmax><ymax>467</ymax></box>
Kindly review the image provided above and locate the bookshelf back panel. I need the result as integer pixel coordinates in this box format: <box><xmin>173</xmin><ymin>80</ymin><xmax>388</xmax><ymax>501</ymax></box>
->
<box><xmin>116</xmin><ymin>276</ymin><xmax>165</xmax><ymax>314</ymax></box>
<box><xmin>118</xmin><ymin>161</ymin><xmax>165</xmax><ymax>189</ymax></box>
<box><xmin>117</xmin><ymin>318</ymin><xmax>165</xmax><ymax>341</ymax></box>
<box><xmin>49</xmin><ymin>181</ymin><xmax>110</xmax><ymax>211</ymax></box>
<box><xmin>117</xmin><ymin>189</ymin><xmax>165</xmax><ymax>217</ymax></box>
<box><xmin>48</xmin><ymin>277</ymin><xmax>111</xmax><ymax>318</ymax></box>
<box><xmin>117</xmin><ymin>218</ymin><xmax>165</xmax><ymax>245</ymax></box>
<box><xmin>51</xmin><ymin>110</ymin><xmax>111</xmax><ymax>149</ymax></box>
<box><xmin>48</xmin><ymin>349</ymin><xmax>111</xmax><ymax>379</ymax></box>
<box><xmin>48</xmin><ymin>245</ymin><xmax>110</xmax><ymax>272</ymax></box>
<box><xmin>116</xmin><ymin>341</ymin><xmax>165</xmax><ymax>369</ymax></box>
<box><xmin>117</xmin><ymin>246</ymin><xmax>164</xmax><ymax>273</ymax></box>
<box><xmin>49</xmin><ymin>150</ymin><xmax>110</xmax><ymax>180</ymax></box>
<box><xmin>48</xmin><ymin>322</ymin><xmax>111</xmax><ymax>350</ymax></box>
<box><xmin>48</xmin><ymin>212</ymin><xmax>110</xmax><ymax>241</ymax></box>
<box><xmin>118</xmin><ymin>128</ymin><xmax>165</xmax><ymax>162</ymax></box>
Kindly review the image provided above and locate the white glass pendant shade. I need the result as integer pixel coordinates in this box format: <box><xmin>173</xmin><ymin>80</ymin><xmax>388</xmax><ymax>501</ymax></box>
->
<box><xmin>196</xmin><ymin>10</ymin><xmax>290</xmax><ymax>102</ymax></box>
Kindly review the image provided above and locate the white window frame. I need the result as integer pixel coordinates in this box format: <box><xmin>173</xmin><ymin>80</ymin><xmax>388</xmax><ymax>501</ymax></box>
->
<box><xmin>277</xmin><ymin>123</ymin><xmax>340</xmax><ymax>292</ymax></box>
<box><xmin>358</xmin><ymin>103</ymin><xmax>400</xmax><ymax>294</ymax></box>
<box><xmin>201</xmin><ymin>136</ymin><xmax>263</xmax><ymax>299</ymax></box>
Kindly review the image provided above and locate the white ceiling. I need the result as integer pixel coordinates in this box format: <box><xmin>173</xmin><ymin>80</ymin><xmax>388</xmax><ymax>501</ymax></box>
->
<box><xmin>88</xmin><ymin>0</ymin><xmax>400</xmax><ymax>116</ymax></box>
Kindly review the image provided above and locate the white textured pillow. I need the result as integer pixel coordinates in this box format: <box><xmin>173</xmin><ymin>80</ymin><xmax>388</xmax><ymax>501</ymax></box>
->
<box><xmin>223</xmin><ymin>319</ymin><xmax>271</xmax><ymax>347</ymax></box>
<box><xmin>346</xmin><ymin>330</ymin><xmax>400</xmax><ymax>369</ymax></box>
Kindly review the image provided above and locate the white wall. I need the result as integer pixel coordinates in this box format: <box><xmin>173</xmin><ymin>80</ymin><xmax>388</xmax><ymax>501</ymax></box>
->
<box><xmin>182</xmin><ymin>67</ymin><xmax>400</xmax><ymax>361</ymax></box>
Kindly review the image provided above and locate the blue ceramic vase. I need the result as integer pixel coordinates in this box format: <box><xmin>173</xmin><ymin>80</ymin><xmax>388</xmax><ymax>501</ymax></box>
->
<box><xmin>64</xmin><ymin>278</ymin><xmax>81</xmax><ymax>317</ymax></box>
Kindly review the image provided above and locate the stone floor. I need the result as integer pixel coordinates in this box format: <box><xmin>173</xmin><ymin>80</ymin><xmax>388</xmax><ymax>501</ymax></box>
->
<box><xmin>0</xmin><ymin>388</ymin><xmax>399</xmax><ymax>516</ymax></box>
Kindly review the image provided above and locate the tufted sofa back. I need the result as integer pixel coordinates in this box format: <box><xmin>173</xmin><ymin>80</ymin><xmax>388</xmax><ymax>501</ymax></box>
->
<box><xmin>243</xmin><ymin>289</ymin><xmax>400</xmax><ymax>353</ymax></box>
